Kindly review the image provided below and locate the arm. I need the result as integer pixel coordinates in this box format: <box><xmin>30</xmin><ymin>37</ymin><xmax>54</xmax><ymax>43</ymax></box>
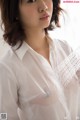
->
<box><xmin>0</xmin><ymin>62</ymin><xmax>20</xmax><ymax>120</ymax></box>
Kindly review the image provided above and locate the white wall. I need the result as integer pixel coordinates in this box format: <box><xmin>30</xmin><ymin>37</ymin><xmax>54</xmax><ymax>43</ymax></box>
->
<box><xmin>50</xmin><ymin>1</ymin><xmax>80</xmax><ymax>50</ymax></box>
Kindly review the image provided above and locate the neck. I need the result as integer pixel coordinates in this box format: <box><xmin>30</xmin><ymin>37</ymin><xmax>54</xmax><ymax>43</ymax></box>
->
<box><xmin>24</xmin><ymin>29</ymin><xmax>48</xmax><ymax>50</ymax></box>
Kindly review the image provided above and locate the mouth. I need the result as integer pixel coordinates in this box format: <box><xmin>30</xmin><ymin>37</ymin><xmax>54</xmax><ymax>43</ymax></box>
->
<box><xmin>40</xmin><ymin>14</ymin><xmax>50</xmax><ymax>20</ymax></box>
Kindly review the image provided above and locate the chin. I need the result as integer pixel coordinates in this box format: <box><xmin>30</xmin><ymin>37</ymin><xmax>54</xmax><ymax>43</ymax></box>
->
<box><xmin>43</xmin><ymin>24</ymin><xmax>50</xmax><ymax>29</ymax></box>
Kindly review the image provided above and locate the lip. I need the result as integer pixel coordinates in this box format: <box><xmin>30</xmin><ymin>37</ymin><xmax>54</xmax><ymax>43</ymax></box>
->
<box><xmin>40</xmin><ymin>14</ymin><xmax>50</xmax><ymax>20</ymax></box>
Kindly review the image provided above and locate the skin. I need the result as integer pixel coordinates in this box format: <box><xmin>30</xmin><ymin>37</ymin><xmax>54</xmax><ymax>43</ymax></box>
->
<box><xmin>19</xmin><ymin>0</ymin><xmax>53</xmax><ymax>63</ymax></box>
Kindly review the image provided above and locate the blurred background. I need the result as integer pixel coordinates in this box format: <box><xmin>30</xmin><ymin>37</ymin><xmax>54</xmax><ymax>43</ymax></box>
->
<box><xmin>0</xmin><ymin>1</ymin><xmax>80</xmax><ymax>56</ymax></box>
<box><xmin>49</xmin><ymin>0</ymin><xmax>80</xmax><ymax>50</ymax></box>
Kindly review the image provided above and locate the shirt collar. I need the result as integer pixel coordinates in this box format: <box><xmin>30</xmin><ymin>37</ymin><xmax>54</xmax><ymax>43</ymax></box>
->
<box><xmin>12</xmin><ymin>35</ymin><xmax>54</xmax><ymax>60</ymax></box>
<box><xmin>12</xmin><ymin>41</ymin><xmax>29</xmax><ymax>60</ymax></box>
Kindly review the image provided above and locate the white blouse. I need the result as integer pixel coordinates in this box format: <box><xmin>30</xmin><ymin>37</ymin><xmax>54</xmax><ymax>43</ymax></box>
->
<box><xmin>0</xmin><ymin>35</ymin><xmax>80</xmax><ymax>120</ymax></box>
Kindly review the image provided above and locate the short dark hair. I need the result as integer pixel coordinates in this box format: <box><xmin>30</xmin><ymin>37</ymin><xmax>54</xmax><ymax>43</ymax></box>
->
<box><xmin>0</xmin><ymin>0</ymin><xmax>63</xmax><ymax>48</ymax></box>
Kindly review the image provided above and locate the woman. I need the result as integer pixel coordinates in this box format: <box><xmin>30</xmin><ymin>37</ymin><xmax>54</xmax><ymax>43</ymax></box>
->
<box><xmin>0</xmin><ymin>0</ymin><xmax>80</xmax><ymax>120</ymax></box>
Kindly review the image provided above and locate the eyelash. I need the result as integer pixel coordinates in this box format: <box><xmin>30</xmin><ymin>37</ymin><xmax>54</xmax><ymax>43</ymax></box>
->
<box><xmin>26</xmin><ymin>0</ymin><xmax>37</xmax><ymax>3</ymax></box>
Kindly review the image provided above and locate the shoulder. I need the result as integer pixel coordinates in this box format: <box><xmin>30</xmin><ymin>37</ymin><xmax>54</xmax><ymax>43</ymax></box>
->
<box><xmin>58</xmin><ymin>39</ymin><xmax>72</xmax><ymax>54</ymax></box>
<box><xmin>0</xmin><ymin>46</ymin><xmax>19</xmax><ymax>67</ymax></box>
<box><xmin>0</xmin><ymin>47</ymin><xmax>19</xmax><ymax>76</ymax></box>
<box><xmin>0</xmin><ymin>47</ymin><xmax>19</xmax><ymax>86</ymax></box>
<box><xmin>0</xmin><ymin>48</ymin><xmax>14</xmax><ymax>75</ymax></box>
<box><xmin>49</xmin><ymin>36</ymin><xmax>73</xmax><ymax>55</ymax></box>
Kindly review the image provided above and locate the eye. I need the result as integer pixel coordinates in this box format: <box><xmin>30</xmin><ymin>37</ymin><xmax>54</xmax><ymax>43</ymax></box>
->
<box><xmin>26</xmin><ymin>0</ymin><xmax>37</xmax><ymax>3</ymax></box>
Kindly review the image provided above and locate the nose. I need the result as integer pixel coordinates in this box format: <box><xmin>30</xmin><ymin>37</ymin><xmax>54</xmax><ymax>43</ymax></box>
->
<box><xmin>38</xmin><ymin>0</ymin><xmax>48</xmax><ymax>13</ymax></box>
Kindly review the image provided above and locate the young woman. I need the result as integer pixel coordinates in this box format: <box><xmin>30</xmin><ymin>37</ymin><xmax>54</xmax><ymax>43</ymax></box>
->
<box><xmin>0</xmin><ymin>0</ymin><xmax>80</xmax><ymax>120</ymax></box>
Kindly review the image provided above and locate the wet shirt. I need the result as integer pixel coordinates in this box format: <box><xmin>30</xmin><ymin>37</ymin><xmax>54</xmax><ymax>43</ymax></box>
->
<box><xmin>0</xmin><ymin>36</ymin><xmax>80</xmax><ymax>120</ymax></box>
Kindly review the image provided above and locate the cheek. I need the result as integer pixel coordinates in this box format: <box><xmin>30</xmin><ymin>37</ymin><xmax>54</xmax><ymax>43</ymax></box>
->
<box><xmin>20</xmin><ymin>8</ymin><xmax>37</xmax><ymax>21</ymax></box>
<box><xmin>19</xmin><ymin>8</ymin><xmax>38</xmax><ymax>27</ymax></box>
<box><xmin>48</xmin><ymin>1</ymin><xmax>53</xmax><ymax>12</ymax></box>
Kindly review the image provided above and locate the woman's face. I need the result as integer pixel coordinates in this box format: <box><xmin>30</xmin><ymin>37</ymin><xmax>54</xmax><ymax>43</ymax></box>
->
<box><xmin>19</xmin><ymin>0</ymin><xmax>53</xmax><ymax>30</ymax></box>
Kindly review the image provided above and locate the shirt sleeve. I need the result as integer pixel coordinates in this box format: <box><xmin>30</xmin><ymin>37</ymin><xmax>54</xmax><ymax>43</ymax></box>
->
<box><xmin>63</xmin><ymin>40</ymin><xmax>80</xmax><ymax>80</ymax></box>
<box><xmin>0</xmin><ymin>62</ymin><xmax>20</xmax><ymax>120</ymax></box>
<box><xmin>59</xmin><ymin>40</ymin><xmax>80</xmax><ymax>80</ymax></box>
